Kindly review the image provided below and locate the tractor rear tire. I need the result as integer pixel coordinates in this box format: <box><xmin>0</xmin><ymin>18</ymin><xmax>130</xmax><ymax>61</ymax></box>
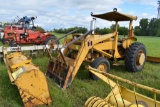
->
<box><xmin>44</xmin><ymin>36</ymin><xmax>59</xmax><ymax>46</ymax></box>
<box><xmin>90</xmin><ymin>57</ymin><xmax>110</xmax><ymax>80</ymax></box>
<box><xmin>10</xmin><ymin>40</ymin><xmax>17</xmax><ymax>47</ymax></box>
<box><xmin>125</xmin><ymin>42</ymin><xmax>146</xmax><ymax>72</ymax></box>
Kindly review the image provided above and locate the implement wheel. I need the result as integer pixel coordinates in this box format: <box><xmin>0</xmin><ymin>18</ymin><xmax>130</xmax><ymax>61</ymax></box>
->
<box><xmin>125</xmin><ymin>42</ymin><xmax>146</xmax><ymax>72</ymax></box>
<box><xmin>90</xmin><ymin>57</ymin><xmax>110</xmax><ymax>80</ymax></box>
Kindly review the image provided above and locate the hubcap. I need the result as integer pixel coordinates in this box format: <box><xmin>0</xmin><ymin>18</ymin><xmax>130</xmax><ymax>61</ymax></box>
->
<box><xmin>97</xmin><ymin>63</ymin><xmax>107</xmax><ymax>73</ymax></box>
<box><xmin>47</xmin><ymin>39</ymin><xmax>54</xmax><ymax>49</ymax></box>
<box><xmin>47</xmin><ymin>39</ymin><xmax>53</xmax><ymax>45</ymax></box>
<box><xmin>5</xmin><ymin>40</ymin><xmax>9</xmax><ymax>44</ymax></box>
<box><xmin>136</xmin><ymin>50</ymin><xmax>145</xmax><ymax>66</ymax></box>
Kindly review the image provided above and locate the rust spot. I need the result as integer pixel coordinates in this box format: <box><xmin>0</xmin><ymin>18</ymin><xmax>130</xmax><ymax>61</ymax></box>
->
<box><xmin>46</xmin><ymin>97</ymin><xmax>52</xmax><ymax>105</ymax></box>
<box><xmin>20</xmin><ymin>90</ymin><xmax>27</xmax><ymax>98</ymax></box>
<box><xmin>24</xmin><ymin>97</ymin><xmax>35</xmax><ymax>106</ymax></box>
<box><xmin>21</xmin><ymin>94</ymin><xmax>27</xmax><ymax>99</ymax></box>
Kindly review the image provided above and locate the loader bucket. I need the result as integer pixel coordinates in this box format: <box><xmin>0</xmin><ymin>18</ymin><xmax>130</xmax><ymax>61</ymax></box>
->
<box><xmin>3</xmin><ymin>50</ymin><xmax>52</xmax><ymax>107</ymax></box>
<box><xmin>46</xmin><ymin>57</ymin><xmax>73</xmax><ymax>89</ymax></box>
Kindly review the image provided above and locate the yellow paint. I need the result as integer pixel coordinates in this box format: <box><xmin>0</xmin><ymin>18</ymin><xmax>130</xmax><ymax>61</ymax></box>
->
<box><xmin>85</xmin><ymin>66</ymin><xmax>160</xmax><ymax>107</ymax></box>
<box><xmin>3</xmin><ymin>51</ymin><xmax>52</xmax><ymax>107</ymax></box>
<box><xmin>46</xmin><ymin>9</ymin><xmax>141</xmax><ymax>90</ymax></box>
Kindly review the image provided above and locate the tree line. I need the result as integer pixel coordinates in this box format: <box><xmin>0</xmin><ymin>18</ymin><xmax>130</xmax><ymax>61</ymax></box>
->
<box><xmin>53</xmin><ymin>25</ymin><xmax>129</xmax><ymax>35</ymax></box>
<box><xmin>53</xmin><ymin>27</ymin><xmax>88</xmax><ymax>34</ymax></box>
<box><xmin>134</xmin><ymin>18</ymin><xmax>160</xmax><ymax>36</ymax></box>
<box><xmin>52</xmin><ymin>17</ymin><xmax>160</xmax><ymax>36</ymax></box>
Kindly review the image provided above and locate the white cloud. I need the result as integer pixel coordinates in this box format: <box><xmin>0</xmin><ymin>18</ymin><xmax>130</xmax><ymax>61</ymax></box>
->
<box><xmin>24</xmin><ymin>10</ymin><xmax>38</xmax><ymax>16</ymax></box>
<box><xmin>124</xmin><ymin>0</ymin><xmax>157</xmax><ymax>7</ymax></box>
<box><xmin>0</xmin><ymin>0</ymin><xmax>158</xmax><ymax>30</ymax></box>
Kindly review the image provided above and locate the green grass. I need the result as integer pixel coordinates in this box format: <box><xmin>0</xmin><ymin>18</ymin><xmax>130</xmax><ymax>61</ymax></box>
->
<box><xmin>0</xmin><ymin>35</ymin><xmax>160</xmax><ymax>107</ymax></box>
<box><xmin>0</xmin><ymin>41</ymin><xmax>3</xmax><ymax>46</ymax></box>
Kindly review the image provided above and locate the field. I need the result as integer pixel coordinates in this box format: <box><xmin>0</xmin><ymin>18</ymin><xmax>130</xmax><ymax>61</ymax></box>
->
<box><xmin>0</xmin><ymin>34</ymin><xmax>160</xmax><ymax>107</ymax></box>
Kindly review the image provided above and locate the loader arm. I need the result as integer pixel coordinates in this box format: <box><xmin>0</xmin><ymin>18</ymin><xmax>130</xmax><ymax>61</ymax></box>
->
<box><xmin>46</xmin><ymin>30</ymin><xmax>93</xmax><ymax>89</ymax></box>
<box><xmin>52</xmin><ymin>29</ymin><xmax>78</xmax><ymax>44</ymax></box>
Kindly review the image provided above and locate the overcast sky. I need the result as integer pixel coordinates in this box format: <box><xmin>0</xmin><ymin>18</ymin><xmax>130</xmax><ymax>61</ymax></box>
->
<box><xmin>0</xmin><ymin>0</ymin><xmax>158</xmax><ymax>30</ymax></box>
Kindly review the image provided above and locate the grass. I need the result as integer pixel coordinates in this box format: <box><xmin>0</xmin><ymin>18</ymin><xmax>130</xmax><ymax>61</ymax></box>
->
<box><xmin>0</xmin><ymin>34</ymin><xmax>160</xmax><ymax>107</ymax></box>
<box><xmin>51</xmin><ymin>32</ymin><xmax>72</xmax><ymax>43</ymax></box>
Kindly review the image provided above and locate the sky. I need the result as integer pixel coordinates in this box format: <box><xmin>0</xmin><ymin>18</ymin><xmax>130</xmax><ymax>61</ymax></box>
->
<box><xmin>0</xmin><ymin>0</ymin><xmax>158</xmax><ymax>30</ymax></box>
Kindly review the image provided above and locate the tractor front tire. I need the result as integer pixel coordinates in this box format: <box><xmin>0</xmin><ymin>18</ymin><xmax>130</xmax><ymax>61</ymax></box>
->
<box><xmin>1</xmin><ymin>38</ymin><xmax>4</xmax><ymax>44</ymax></box>
<box><xmin>10</xmin><ymin>40</ymin><xmax>17</xmax><ymax>47</ymax></box>
<box><xmin>90</xmin><ymin>57</ymin><xmax>110</xmax><ymax>80</ymax></box>
<box><xmin>125</xmin><ymin>42</ymin><xmax>146</xmax><ymax>72</ymax></box>
<box><xmin>2</xmin><ymin>38</ymin><xmax>9</xmax><ymax>44</ymax></box>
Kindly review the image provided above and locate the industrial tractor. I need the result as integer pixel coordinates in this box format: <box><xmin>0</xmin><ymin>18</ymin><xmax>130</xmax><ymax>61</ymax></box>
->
<box><xmin>46</xmin><ymin>8</ymin><xmax>146</xmax><ymax>89</ymax></box>
<box><xmin>2</xmin><ymin>16</ymin><xmax>58</xmax><ymax>46</ymax></box>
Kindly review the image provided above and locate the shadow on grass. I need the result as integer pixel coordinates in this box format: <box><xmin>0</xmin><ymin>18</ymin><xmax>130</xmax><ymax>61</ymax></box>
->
<box><xmin>75</xmin><ymin>61</ymin><xmax>129</xmax><ymax>80</ymax></box>
<box><xmin>75</xmin><ymin>63</ymin><xmax>91</xmax><ymax>80</ymax></box>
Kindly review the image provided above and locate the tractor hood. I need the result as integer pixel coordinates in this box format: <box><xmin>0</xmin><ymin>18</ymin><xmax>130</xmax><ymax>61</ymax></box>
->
<box><xmin>91</xmin><ymin>11</ymin><xmax>137</xmax><ymax>21</ymax></box>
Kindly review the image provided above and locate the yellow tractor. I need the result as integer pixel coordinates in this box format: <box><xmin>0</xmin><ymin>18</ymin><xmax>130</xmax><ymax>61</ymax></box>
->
<box><xmin>46</xmin><ymin>8</ymin><xmax>146</xmax><ymax>89</ymax></box>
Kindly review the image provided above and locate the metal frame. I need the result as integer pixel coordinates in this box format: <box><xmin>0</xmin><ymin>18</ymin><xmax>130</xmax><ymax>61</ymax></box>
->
<box><xmin>85</xmin><ymin>66</ymin><xmax>160</xmax><ymax>107</ymax></box>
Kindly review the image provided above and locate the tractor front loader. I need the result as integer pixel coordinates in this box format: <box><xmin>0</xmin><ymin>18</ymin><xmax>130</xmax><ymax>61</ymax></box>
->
<box><xmin>3</xmin><ymin>47</ymin><xmax>52</xmax><ymax>107</ymax></box>
<box><xmin>85</xmin><ymin>66</ymin><xmax>160</xmax><ymax>107</ymax></box>
<box><xmin>46</xmin><ymin>8</ymin><xmax>146</xmax><ymax>89</ymax></box>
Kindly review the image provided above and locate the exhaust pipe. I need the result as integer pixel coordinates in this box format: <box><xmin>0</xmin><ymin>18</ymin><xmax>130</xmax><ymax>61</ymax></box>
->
<box><xmin>90</xmin><ymin>18</ymin><xmax>96</xmax><ymax>35</ymax></box>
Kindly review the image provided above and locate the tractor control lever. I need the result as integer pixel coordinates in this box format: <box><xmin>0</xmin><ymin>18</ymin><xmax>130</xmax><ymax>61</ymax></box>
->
<box><xmin>59</xmin><ymin>30</ymin><xmax>92</xmax><ymax>66</ymax></box>
<box><xmin>53</xmin><ymin>29</ymin><xmax>79</xmax><ymax>43</ymax></box>
<box><xmin>46</xmin><ymin>29</ymin><xmax>79</xmax><ymax>61</ymax></box>
<box><xmin>62</xmin><ymin>30</ymin><xmax>92</xmax><ymax>49</ymax></box>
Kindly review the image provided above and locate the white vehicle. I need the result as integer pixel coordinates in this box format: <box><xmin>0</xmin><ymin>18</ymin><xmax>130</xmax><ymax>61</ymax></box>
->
<box><xmin>0</xmin><ymin>23</ymin><xmax>4</xmax><ymax>41</ymax></box>
<box><xmin>0</xmin><ymin>31</ymin><xmax>4</xmax><ymax>40</ymax></box>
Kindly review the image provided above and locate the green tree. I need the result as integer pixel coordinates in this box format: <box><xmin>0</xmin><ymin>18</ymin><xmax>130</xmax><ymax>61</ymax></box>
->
<box><xmin>110</xmin><ymin>24</ymin><xmax>116</xmax><ymax>31</ymax></box>
<box><xmin>134</xmin><ymin>26</ymin><xmax>141</xmax><ymax>36</ymax></box>
<box><xmin>53</xmin><ymin>27</ymin><xmax>88</xmax><ymax>34</ymax></box>
<box><xmin>110</xmin><ymin>24</ymin><xmax>119</xmax><ymax>31</ymax></box>
<box><xmin>36</xmin><ymin>25</ymin><xmax>45</xmax><ymax>32</ymax></box>
<box><xmin>95</xmin><ymin>27</ymin><xmax>100</xmax><ymax>34</ymax></box>
<box><xmin>118</xmin><ymin>26</ymin><xmax>128</xmax><ymax>35</ymax></box>
<box><xmin>148</xmin><ymin>18</ymin><xmax>157</xmax><ymax>36</ymax></box>
<box><xmin>154</xmin><ymin>19</ymin><xmax>160</xmax><ymax>36</ymax></box>
<box><xmin>139</xmin><ymin>18</ymin><xmax>149</xmax><ymax>36</ymax></box>
<box><xmin>99</xmin><ymin>27</ymin><xmax>112</xmax><ymax>34</ymax></box>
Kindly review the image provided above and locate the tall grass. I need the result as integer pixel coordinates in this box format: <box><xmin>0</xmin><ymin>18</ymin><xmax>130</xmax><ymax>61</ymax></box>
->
<box><xmin>0</xmin><ymin>35</ymin><xmax>160</xmax><ymax>107</ymax></box>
